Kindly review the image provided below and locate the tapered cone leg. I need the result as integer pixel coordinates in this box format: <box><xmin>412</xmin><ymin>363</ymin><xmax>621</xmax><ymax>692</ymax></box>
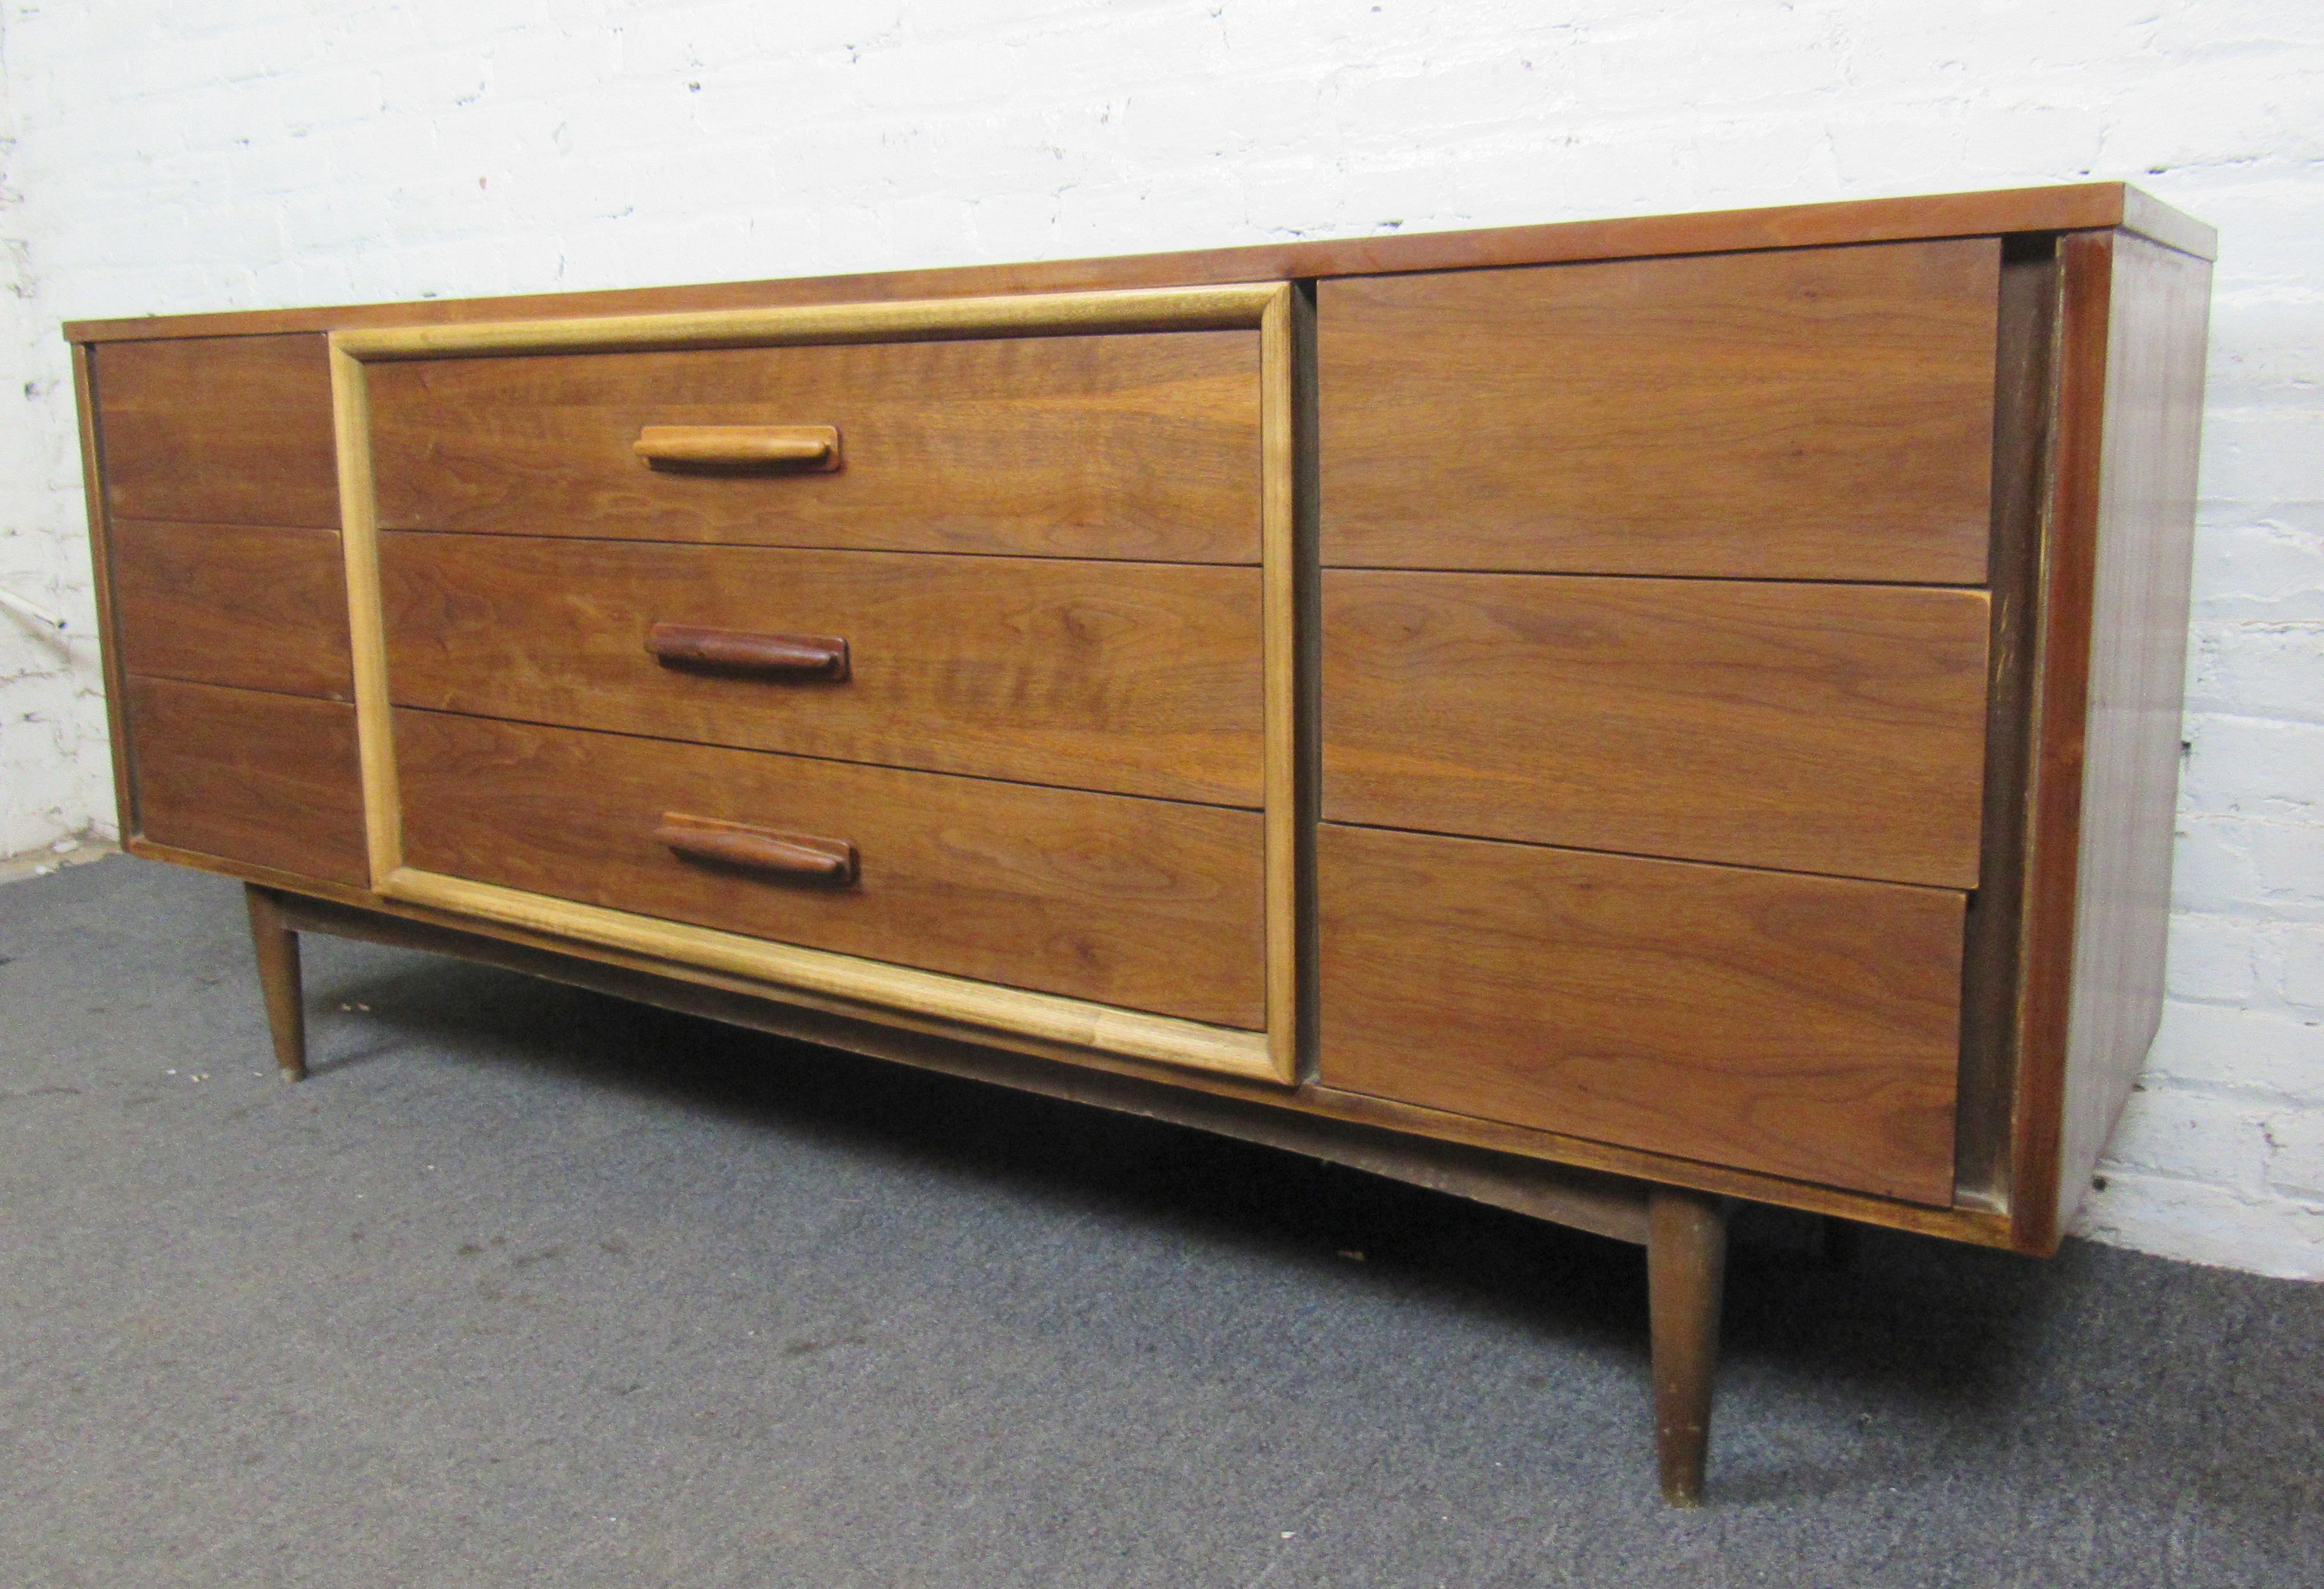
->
<box><xmin>244</xmin><ymin>884</ymin><xmax>308</xmax><ymax>1081</ymax></box>
<box><xmin>1647</xmin><ymin>1187</ymin><xmax>1729</xmax><ymax>1506</ymax></box>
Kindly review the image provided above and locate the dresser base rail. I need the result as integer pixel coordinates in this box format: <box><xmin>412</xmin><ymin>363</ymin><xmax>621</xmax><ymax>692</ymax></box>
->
<box><xmin>244</xmin><ymin>881</ymin><xmax>1733</xmax><ymax>1505</ymax></box>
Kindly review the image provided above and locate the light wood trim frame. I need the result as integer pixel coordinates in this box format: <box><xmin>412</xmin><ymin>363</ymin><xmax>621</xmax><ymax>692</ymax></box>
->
<box><xmin>328</xmin><ymin>283</ymin><xmax>1299</xmax><ymax>1085</ymax></box>
<box><xmin>331</xmin><ymin>283</ymin><xmax>1285</xmax><ymax>359</ymax></box>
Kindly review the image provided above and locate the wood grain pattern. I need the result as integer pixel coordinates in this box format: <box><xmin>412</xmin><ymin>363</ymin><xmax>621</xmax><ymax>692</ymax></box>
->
<box><xmin>110</xmin><ymin>520</ymin><xmax>352</xmax><ymax>700</ymax></box>
<box><xmin>367</xmin><ymin>330</ymin><xmax>1263</xmax><ymax>563</ymax></box>
<box><xmin>124</xmin><ymin>676</ymin><xmax>369</xmax><ymax>885</ymax></box>
<box><xmin>1323</xmin><ymin>570</ymin><xmax>1992</xmax><ymax>888</ymax></box>
<box><xmin>1319</xmin><ymin>240</ymin><xmax>2001</xmax><ymax>582</ymax></box>
<box><xmin>64</xmin><ymin>183</ymin><xmax>2211</xmax><ymax>345</ymax></box>
<box><xmin>2011</xmin><ymin>231</ymin><xmax>2214</xmax><ymax>1252</ymax></box>
<box><xmin>1317</xmin><ymin>823</ymin><xmax>1964</xmax><ymax>1203</ymax></box>
<box><xmin>395</xmin><ymin>711</ymin><xmax>1267</xmax><ymax>1029</ymax></box>
<box><xmin>379</xmin><ymin>533</ymin><xmax>1264</xmax><ymax>806</ymax></box>
<box><xmin>94</xmin><ymin>334</ymin><xmax>340</xmax><ymax>528</ymax></box>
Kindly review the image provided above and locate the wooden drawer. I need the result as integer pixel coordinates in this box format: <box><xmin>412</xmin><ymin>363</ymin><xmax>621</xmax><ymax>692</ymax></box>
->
<box><xmin>1317</xmin><ymin>823</ymin><xmax>1963</xmax><ymax>1203</ymax></box>
<box><xmin>1319</xmin><ymin>240</ymin><xmax>2000</xmax><ymax>582</ymax></box>
<box><xmin>380</xmin><ymin>533</ymin><xmax>1262</xmax><ymax>807</ymax></box>
<box><xmin>113</xmin><ymin>521</ymin><xmax>352</xmax><ymax>701</ymax></box>
<box><xmin>1323</xmin><ymin>570</ymin><xmax>1991</xmax><ymax>888</ymax></box>
<box><xmin>367</xmin><ymin>330</ymin><xmax>1262</xmax><ymax>563</ymax></box>
<box><xmin>395</xmin><ymin>711</ymin><xmax>1267</xmax><ymax>1029</ymax></box>
<box><xmin>126</xmin><ymin>677</ymin><xmax>369</xmax><ymax>885</ymax></box>
<box><xmin>95</xmin><ymin>334</ymin><xmax>340</xmax><ymax>529</ymax></box>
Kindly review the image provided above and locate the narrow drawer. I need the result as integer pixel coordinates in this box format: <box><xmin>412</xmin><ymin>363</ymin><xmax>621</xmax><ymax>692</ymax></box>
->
<box><xmin>367</xmin><ymin>330</ymin><xmax>1263</xmax><ymax>563</ymax></box>
<box><xmin>95</xmin><ymin>334</ymin><xmax>340</xmax><ymax>530</ymax></box>
<box><xmin>395</xmin><ymin>712</ymin><xmax>1267</xmax><ymax>1029</ymax></box>
<box><xmin>1323</xmin><ymin>570</ymin><xmax>1990</xmax><ymax>888</ymax></box>
<box><xmin>381</xmin><ymin>534</ymin><xmax>1263</xmax><ymax>807</ymax></box>
<box><xmin>113</xmin><ymin>520</ymin><xmax>352</xmax><ymax>700</ymax></box>
<box><xmin>127</xmin><ymin>676</ymin><xmax>369</xmax><ymax>885</ymax></box>
<box><xmin>1318</xmin><ymin>823</ymin><xmax>1963</xmax><ymax>1203</ymax></box>
<box><xmin>1319</xmin><ymin>239</ymin><xmax>2000</xmax><ymax>582</ymax></box>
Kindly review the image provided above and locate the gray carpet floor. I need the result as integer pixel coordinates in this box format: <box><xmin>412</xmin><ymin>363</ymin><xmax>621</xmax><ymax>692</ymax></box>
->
<box><xmin>4</xmin><ymin>855</ymin><xmax>2319</xmax><ymax>1587</ymax></box>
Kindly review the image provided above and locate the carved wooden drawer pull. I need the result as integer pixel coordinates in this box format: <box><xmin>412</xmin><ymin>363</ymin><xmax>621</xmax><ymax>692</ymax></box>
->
<box><xmin>645</xmin><ymin>622</ymin><xmax>850</xmax><ymax>681</ymax></box>
<box><xmin>633</xmin><ymin>424</ymin><xmax>841</xmax><ymax>470</ymax></box>
<box><xmin>655</xmin><ymin>812</ymin><xmax>859</xmax><ymax>884</ymax></box>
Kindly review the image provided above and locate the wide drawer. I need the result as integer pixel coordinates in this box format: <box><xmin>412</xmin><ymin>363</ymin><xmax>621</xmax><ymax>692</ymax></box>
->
<box><xmin>1323</xmin><ymin>570</ymin><xmax>1991</xmax><ymax>888</ymax></box>
<box><xmin>394</xmin><ymin>712</ymin><xmax>1267</xmax><ymax>1029</ymax></box>
<box><xmin>367</xmin><ymin>330</ymin><xmax>1263</xmax><ymax>563</ymax></box>
<box><xmin>1319</xmin><ymin>239</ymin><xmax>2000</xmax><ymax>582</ymax></box>
<box><xmin>1317</xmin><ymin>823</ymin><xmax>1963</xmax><ymax>1203</ymax></box>
<box><xmin>380</xmin><ymin>533</ymin><xmax>1263</xmax><ymax>807</ymax></box>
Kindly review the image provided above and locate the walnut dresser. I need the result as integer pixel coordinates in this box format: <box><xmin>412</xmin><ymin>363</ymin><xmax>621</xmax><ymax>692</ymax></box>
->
<box><xmin>65</xmin><ymin>183</ymin><xmax>2214</xmax><ymax>1505</ymax></box>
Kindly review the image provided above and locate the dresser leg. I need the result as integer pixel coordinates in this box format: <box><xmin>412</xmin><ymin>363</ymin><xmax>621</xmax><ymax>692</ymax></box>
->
<box><xmin>244</xmin><ymin>884</ymin><xmax>308</xmax><ymax>1081</ymax></box>
<box><xmin>1647</xmin><ymin>1186</ymin><xmax>1729</xmax><ymax>1506</ymax></box>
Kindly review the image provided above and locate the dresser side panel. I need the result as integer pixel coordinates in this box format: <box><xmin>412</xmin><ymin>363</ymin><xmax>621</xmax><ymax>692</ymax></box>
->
<box><xmin>2053</xmin><ymin>235</ymin><xmax>2214</xmax><ymax>1241</ymax></box>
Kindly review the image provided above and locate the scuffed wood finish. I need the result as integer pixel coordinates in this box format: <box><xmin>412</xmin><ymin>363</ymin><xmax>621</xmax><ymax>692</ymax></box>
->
<box><xmin>395</xmin><ymin>711</ymin><xmax>1268</xmax><ymax>1030</ymax></box>
<box><xmin>111</xmin><ymin>520</ymin><xmax>353</xmax><ymax>700</ymax></box>
<box><xmin>379</xmin><ymin>533</ymin><xmax>1264</xmax><ymax>806</ymax></box>
<box><xmin>1953</xmin><ymin>241</ymin><xmax>2063</xmax><ymax>1206</ymax></box>
<box><xmin>124</xmin><ymin>676</ymin><xmax>369</xmax><ymax>886</ymax></box>
<box><xmin>1323</xmin><ymin>570</ymin><xmax>1991</xmax><ymax>888</ymax></box>
<box><xmin>93</xmin><ymin>334</ymin><xmax>340</xmax><ymax>528</ymax></box>
<box><xmin>367</xmin><ymin>329</ymin><xmax>1263</xmax><ymax>563</ymax></box>
<box><xmin>1317</xmin><ymin>823</ymin><xmax>1964</xmax><ymax>1203</ymax></box>
<box><xmin>2011</xmin><ymin>231</ymin><xmax>2215</xmax><ymax>1251</ymax></box>
<box><xmin>64</xmin><ymin>183</ymin><xmax>2211</xmax><ymax>346</ymax></box>
<box><xmin>244</xmin><ymin>885</ymin><xmax>309</xmax><ymax>1081</ymax></box>
<box><xmin>1648</xmin><ymin>1189</ymin><xmax>1729</xmax><ymax>1507</ymax></box>
<box><xmin>1320</xmin><ymin>240</ymin><xmax>2001</xmax><ymax>583</ymax></box>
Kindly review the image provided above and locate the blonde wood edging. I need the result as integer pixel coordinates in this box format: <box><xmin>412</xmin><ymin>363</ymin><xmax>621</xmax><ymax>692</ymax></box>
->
<box><xmin>331</xmin><ymin>281</ymin><xmax>1299</xmax><ymax>1084</ymax></box>
<box><xmin>379</xmin><ymin>866</ymin><xmax>1278</xmax><ymax>1078</ymax></box>
<box><xmin>331</xmin><ymin>283</ymin><xmax>1286</xmax><ymax>360</ymax></box>
<box><xmin>329</xmin><ymin>342</ymin><xmax>401</xmax><ymax>885</ymax></box>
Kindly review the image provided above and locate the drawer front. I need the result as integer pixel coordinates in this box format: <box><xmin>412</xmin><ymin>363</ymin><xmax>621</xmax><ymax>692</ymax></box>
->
<box><xmin>1318</xmin><ymin>823</ymin><xmax>1963</xmax><ymax>1203</ymax></box>
<box><xmin>127</xmin><ymin>677</ymin><xmax>369</xmax><ymax>885</ymax></box>
<box><xmin>381</xmin><ymin>534</ymin><xmax>1263</xmax><ymax>807</ymax></box>
<box><xmin>395</xmin><ymin>711</ymin><xmax>1267</xmax><ymax>1029</ymax></box>
<box><xmin>1319</xmin><ymin>239</ymin><xmax>2000</xmax><ymax>582</ymax></box>
<box><xmin>368</xmin><ymin>330</ymin><xmax>1262</xmax><ymax>563</ymax></box>
<box><xmin>1323</xmin><ymin>570</ymin><xmax>1990</xmax><ymax>888</ymax></box>
<box><xmin>114</xmin><ymin>521</ymin><xmax>352</xmax><ymax>701</ymax></box>
<box><xmin>96</xmin><ymin>334</ymin><xmax>340</xmax><ymax>529</ymax></box>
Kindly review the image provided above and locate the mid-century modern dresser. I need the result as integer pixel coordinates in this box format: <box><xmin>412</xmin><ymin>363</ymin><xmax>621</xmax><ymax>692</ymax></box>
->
<box><xmin>65</xmin><ymin>182</ymin><xmax>2213</xmax><ymax>1504</ymax></box>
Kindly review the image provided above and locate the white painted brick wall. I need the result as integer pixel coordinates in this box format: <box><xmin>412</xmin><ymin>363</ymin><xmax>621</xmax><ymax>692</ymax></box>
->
<box><xmin>1</xmin><ymin>0</ymin><xmax>2318</xmax><ymax>1275</ymax></box>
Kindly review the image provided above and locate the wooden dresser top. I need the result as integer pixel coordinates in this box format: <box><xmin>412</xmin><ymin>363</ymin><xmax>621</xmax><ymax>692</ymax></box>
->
<box><xmin>64</xmin><ymin>180</ymin><xmax>2211</xmax><ymax>346</ymax></box>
